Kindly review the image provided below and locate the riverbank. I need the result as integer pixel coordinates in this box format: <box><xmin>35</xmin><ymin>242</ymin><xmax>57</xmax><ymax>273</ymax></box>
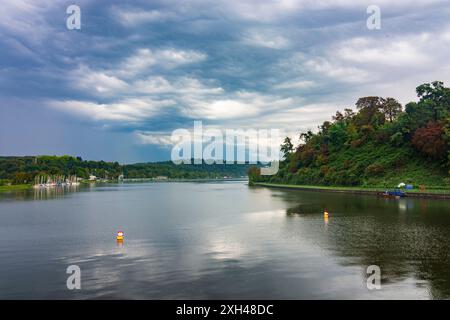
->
<box><xmin>0</xmin><ymin>184</ymin><xmax>32</xmax><ymax>193</ymax></box>
<box><xmin>123</xmin><ymin>177</ymin><xmax>248</xmax><ymax>183</ymax></box>
<box><xmin>0</xmin><ymin>178</ymin><xmax>249</xmax><ymax>193</ymax></box>
<box><xmin>252</xmin><ymin>182</ymin><xmax>449</xmax><ymax>199</ymax></box>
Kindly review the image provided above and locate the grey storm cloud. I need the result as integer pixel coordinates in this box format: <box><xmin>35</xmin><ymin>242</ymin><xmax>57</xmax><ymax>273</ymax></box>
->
<box><xmin>0</xmin><ymin>0</ymin><xmax>449</xmax><ymax>162</ymax></box>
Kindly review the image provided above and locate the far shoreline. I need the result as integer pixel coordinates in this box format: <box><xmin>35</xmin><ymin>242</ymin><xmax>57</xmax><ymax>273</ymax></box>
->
<box><xmin>252</xmin><ymin>182</ymin><xmax>450</xmax><ymax>200</ymax></box>
<box><xmin>0</xmin><ymin>184</ymin><xmax>31</xmax><ymax>193</ymax></box>
<box><xmin>0</xmin><ymin>178</ymin><xmax>249</xmax><ymax>193</ymax></box>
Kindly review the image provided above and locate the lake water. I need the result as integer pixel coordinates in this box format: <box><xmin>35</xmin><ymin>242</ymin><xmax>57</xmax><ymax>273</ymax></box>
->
<box><xmin>0</xmin><ymin>181</ymin><xmax>449</xmax><ymax>299</ymax></box>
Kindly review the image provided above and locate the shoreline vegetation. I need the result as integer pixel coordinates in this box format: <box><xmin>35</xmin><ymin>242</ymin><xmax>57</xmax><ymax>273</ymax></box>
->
<box><xmin>249</xmin><ymin>81</ymin><xmax>449</xmax><ymax>195</ymax></box>
<box><xmin>251</xmin><ymin>182</ymin><xmax>449</xmax><ymax>199</ymax></box>
<box><xmin>0</xmin><ymin>156</ymin><xmax>255</xmax><ymax>191</ymax></box>
<box><xmin>0</xmin><ymin>177</ymin><xmax>249</xmax><ymax>193</ymax></box>
<box><xmin>0</xmin><ymin>184</ymin><xmax>31</xmax><ymax>193</ymax></box>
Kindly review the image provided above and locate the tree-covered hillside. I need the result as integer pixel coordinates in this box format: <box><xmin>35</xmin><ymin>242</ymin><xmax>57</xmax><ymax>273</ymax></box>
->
<box><xmin>0</xmin><ymin>156</ymin><xmax>253</xmax><ymax>185</ymax></box>
<box><xmin>249</xmin><ymin>81</ymin><xmax>449</xmax><ymax>189</ymax></box>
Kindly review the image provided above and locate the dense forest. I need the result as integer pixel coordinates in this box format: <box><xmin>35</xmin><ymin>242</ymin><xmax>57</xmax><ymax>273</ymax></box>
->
<box><xmin>124</xmin><ymin>161</ymin><xmax>255</xmax><ymax>179</ymax></box>
<box><xmin>0</xmin><ymin>156</ymin><xmax>254</xmax><ymax>185</ymax></box>
<box><xmin>249</xmin><ymin>81</ymin><xmax>449</xmax><ymax>189</ymax></box>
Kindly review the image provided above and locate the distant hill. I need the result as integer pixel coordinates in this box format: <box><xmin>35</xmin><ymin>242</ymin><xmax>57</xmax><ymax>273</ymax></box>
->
<box><xmin>249</xmin><ymin>81</ymin><xmax>449</xmax><ymax>189</ymax></box>
<box><xmin>124</xmin><ymin>161</ymin><xmax>256</xmax><ymax>179</ymax></box>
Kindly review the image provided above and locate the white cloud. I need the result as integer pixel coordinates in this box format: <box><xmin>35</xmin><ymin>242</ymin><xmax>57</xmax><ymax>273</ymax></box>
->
<box><xmin>222</xmin><ymin>0</ymin><xmax>302</xmax><ymax>22</ymax></box>
<box><xmin>134</xmin><ymin>76</ymin><xmax>224</xmax><ymax>95</ymax></box>
<box><xmin>48</xmin><ymin>98</ymin><xmax>174</xmax><ymax>122</ymax></box>
<box><xmin>118</xmin><ymin>48</ymin><xmax>207</xmax><ymax>77</ymax></box>
<box><xmin>120</xmin><ymin>49</ymin><xmax>157</xmax><ymax>76</ymax></box>
<box><xmin>181</xmin><ymin>91</ymin><xmax>296</xmax><ymax>120</ymax></box>
<box><xmin>133</xmin><ymin>76</ymin><xmax>173</xmax><ymax>94</ymax></box>
<box><xmin>185</xmin><ymin>99</ymin><xmax>260</xmax><ymax>120</ymax></box>
<box><xmin>111</xmin><ymin>6</ymin><xmax>176</xmax><ymax>26</ymax></box>
<box><xmin>242</xmin><ymin>30</ymin><xmax>290</xmax><ymax>49</ymax></box>
<box><xmin>135</xmin><ymin>131</ymin><xmax>174</xmax><ymax>146</ymax></box>
<box><xmin>164</xmin><ymin>100</ymin><xmax>341</xmax><ymax>147</ymax></box>
<box><xmin>72</xmin><ymin>65</ymin><xmax>129</xmax><ymax>95</ymax></box>
<box><xmin>256</xmin><ymin>103</ymin><xmax>339</xmax><ymax>128</ymax></box>
<box><xmin>215</xmin><ymin>0</ymin><xmax>445</xmax><ymax>23</ymax></box>
<box><xmin>0</xmin><ymin>0</ymin><xmax>55</xmax><ymax>44</ymax></box>
<box><xmin>68</xmin><ymin>63</ymin><xmax>223</xmax><ymax>99</ymax></box>
<box><xmin>273</xmin><ymin>80</ymin><xmax>316</xmax><ymax>90</ymax></box>
<box><xmin>134</xmin><ymin>125</ymin><xmax>285</xmax><ymax>163</ymax></box>
<box><xmin>155</xmin><ymin>49</ymin><xmax>207</xmax><ymax>66</ymax></box>
<box><xmin>304</xmin><ymin>57</ymin><xmax>370</xmax><ymax>83</ymax></box>
<box><xmin>278</xmin><ymin>26</ymin><xmax>450</xmax><ymax>96</ymax></box>
<box><xmin>336</xmin><ymin>36</ymin><xmax>430</xmax><ymax>67</ymax></box>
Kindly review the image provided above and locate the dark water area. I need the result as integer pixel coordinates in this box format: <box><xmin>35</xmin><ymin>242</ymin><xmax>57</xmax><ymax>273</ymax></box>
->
<box><xmin>0</xmin><ymin>181</ymin><xmax>449</xmax><ymax>299</ymax></box>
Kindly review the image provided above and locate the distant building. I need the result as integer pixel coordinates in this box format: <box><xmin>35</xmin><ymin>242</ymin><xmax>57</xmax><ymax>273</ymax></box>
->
<box><xmin>89</xmin><ymin>175</ymin><xmax>97</xmax><ymax>181</ymax></box>
<box><xmin>155</xmin><ymin>176</ymin><xmax>168</xmax><ymax>180</ymax></box>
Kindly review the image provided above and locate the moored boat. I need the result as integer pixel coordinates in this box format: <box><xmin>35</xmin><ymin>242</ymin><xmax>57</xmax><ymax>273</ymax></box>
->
<box><xmin>377</xmin><ymin>189</ymin><xmax>406</xmax><ymax>198</ymax></box>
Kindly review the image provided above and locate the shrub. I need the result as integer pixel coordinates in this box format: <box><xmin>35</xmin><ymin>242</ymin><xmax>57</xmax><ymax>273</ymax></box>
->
<box><xmin>320</xmin><ymin>165</ymin><xmax>329</xmax><ymax>177</ymax></box>
<box><xmin>389</xmin><ymin>132</ymin><xmax>403</xmax><ymax>147</ymax></box>
<box><xmin>0</xmin><ymin>179</ymin><xmax>11</xmax><ymax>186</ymax></box>
<box><xmin>412</xmin><ymin>122</ymin><xmax>446</xmax><ymax>160</ymax></box>
<box><xmin>350</xmin><ymin>139</ymin><xmax>364</xmax><ymax>148</ymax></box>
<box><xmin>365</xmin><ymin>164</ymin><xmax>384</xmax><ymax>176</ymax></box>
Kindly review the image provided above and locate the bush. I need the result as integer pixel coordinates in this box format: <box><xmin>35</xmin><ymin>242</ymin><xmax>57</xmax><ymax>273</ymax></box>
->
<box><xmin>350</xmin><ymin>139</ymin><xmax>364</xmax><ymax>148</ymax></box>
<box><xmin>365</xmin><ymin>164</ymin><xmax>384</xmax><ymax>176</ymax></box>
<box><xmin>412</xmin><ymin>122</ymin><xmax>446</xmax><ymax>161</ymax></box>
<box><xmin>0</xmin><ymin>179</ymin><xmax>11</xmax><ymax>186</ymax></box>
<box><xmin>390</xmin><ymin>132</ymin><xmax>403</xmax><ymax>147</ymax></box>
<box><xmin>320</xmin><ymin>165</ymin><xmax>329</xmax><ymax>177</ymax></box>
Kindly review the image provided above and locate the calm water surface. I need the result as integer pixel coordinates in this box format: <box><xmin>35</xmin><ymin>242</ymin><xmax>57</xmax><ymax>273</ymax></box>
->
<box><xmin>0</xmin><ymin>181</ymin><xmax>449</xmax><ymax>299</ymax></box>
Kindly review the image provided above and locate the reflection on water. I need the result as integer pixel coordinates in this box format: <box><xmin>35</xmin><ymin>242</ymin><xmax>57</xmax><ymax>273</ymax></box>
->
<box><xmin>0</xmin><ymin>181</ymin><xmax>449</xmax><ymax>299</ymax></box>
<box><xmin>279</xmin><ymin>190</ymin><xmax>450</xmax><ymax>299</ymax></box>
<box><xmin>0</xmin><ymin>184</ymin><xmax>82</xmax><ymax>202</ymax></box>
<box><xmin>32</xmin><ymin>185</ymin><xmax>81</xmax><ymax>200</ymax></box>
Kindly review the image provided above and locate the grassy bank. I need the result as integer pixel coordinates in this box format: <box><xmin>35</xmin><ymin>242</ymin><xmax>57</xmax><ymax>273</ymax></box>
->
<box><xmin>253</xmin><ymin>182</ymin><xmax>449</xmax><ymax>199</ymax></box>
<box><xmin>0</xmin><ymin>184</ymin><xmax>32</xmax><ymax>193</ymax></box>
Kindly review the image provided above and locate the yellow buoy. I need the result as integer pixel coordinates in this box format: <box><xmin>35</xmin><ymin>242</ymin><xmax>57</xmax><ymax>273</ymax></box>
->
<box><xmin>116</xmin><ymin>231</ymin><xmax>124</xmax><ymax>241</ymax></box>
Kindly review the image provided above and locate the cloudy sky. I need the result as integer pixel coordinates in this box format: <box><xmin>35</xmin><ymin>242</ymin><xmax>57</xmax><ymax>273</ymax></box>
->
<box><xmin>0</xmin><ymin>0</ymin><xmax>449</xmax><ymax>163</ymax></box>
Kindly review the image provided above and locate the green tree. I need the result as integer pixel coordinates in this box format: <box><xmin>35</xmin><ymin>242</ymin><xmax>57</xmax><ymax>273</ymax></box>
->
<box><xmin>355</xmin><ymin>96</ymin><xmax>385</xmax><ymax>127</ymax></box>
<box><xmin>247</xmin><ymin>166</ymin><xmax>261</xmax><ymax>183</ymax></box>
<box><xmin>416</xmin><ymin>81</ymin><xmax>450</xmax><ymax>121</ymax></box>
<box><xmin>329</xmin><ymin>121</ymin><xmax>348</xmax><ymax>150</ymax></box>
<box><xmin>280</xmin><ymin>137</ymin><xmax>294</xmax><ymax>160</ymax></box>
<box><xmin>299</xmin><ymin>130</ymin><xmax>314</xmax><ymax>143</ymax></box>
<box><xmin>381</xmin><ymin>98</ymin><xmax>402</xmax><ymax>122</ymax></box>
